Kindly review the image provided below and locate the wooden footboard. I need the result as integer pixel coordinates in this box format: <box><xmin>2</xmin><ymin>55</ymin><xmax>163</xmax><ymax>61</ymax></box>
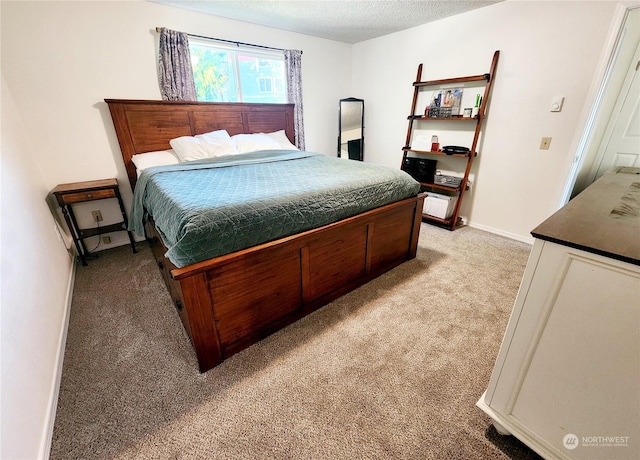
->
<box><xmin>148</xmin><ymin>193</ymin><xmax>425</xmax><ymax>372</ymax></box>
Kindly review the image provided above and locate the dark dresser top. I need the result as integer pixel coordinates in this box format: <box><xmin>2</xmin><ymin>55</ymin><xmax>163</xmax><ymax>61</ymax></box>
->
<box><xmin>532</xmin><ymin>167</ymin><xmax>640</xmax><ymax>266</ymax></box>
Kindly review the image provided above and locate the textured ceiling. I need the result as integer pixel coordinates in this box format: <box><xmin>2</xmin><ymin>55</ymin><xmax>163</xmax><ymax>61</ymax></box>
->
<box><xmin>151</xmin><ymin>0</ymin><xmax>501</xmax><ymax>44</ymax></box>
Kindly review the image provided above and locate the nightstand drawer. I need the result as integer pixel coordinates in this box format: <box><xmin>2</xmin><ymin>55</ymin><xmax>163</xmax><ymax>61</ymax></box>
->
<box><xmin>61</xmin><ymin>188</ymin><xmax>116</xmax><ymax>204</ymax></box>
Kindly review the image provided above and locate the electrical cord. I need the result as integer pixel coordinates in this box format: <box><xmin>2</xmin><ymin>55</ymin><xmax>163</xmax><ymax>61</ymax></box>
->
<box><xmin>80</xmin><ymin>219</ymin><xmax>102</xmax><ymax>261</ymax></box>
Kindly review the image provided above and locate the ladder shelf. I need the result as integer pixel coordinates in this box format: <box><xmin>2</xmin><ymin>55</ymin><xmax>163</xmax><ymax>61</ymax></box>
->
<box><xmin>400</xmin><ymin>50</ymin><xmax>499</xmax><ymax>230</ymax></box>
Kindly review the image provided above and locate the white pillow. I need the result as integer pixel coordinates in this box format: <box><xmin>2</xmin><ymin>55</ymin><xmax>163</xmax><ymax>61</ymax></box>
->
<box><xmin>232</xmin><ymin>133</ymin><xmax>281</xmax><ymax>154</ymax></box>
<box><xmin>131</xmin><ymin>150</ymin><xmax>180</xmax><ymax>176</ymax></box>
<box><xmin>266</xmin><ymin>130</ymin><xmax>298</xmax><ymax>150</ymax></box>
<box><xmin>196</xmin><ymin>129</ymin><xmax>237</xmax><ymax>152</ymax></box>
<box><xmin>170</xmin><ymin>129</ymin><xmax>237</xmax><ymax>161</ymax></box>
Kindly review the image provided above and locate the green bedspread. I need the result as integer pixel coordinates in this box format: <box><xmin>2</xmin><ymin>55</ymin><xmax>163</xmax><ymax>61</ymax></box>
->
<box><xmin>130</xmin><ymin>150</ymin><xmax>420</xmax><ymax>268</ymax></box>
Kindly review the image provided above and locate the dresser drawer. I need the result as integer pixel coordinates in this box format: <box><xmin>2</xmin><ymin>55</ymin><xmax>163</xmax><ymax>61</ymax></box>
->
<box><xmin>61</xmin><ymin>188</ymin><xmax>116</xmax><ymax>204</ymax></box>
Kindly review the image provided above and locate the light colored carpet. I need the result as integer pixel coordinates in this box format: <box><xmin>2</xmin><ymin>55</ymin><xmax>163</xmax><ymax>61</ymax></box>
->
<box><xmin>51</xmin><ymin>224</ymin><xmax>542</xmax><ymax>459</ymax></box>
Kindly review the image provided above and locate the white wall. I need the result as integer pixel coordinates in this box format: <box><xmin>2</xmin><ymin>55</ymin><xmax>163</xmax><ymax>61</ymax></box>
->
<box><xmin>1</xmin><ymin>74</ymin><xmax>75</xmax><ymax>459</ymax></box>
<box><xmin>1</xmin><ymin>1</ymin><xmax>351</xmax><ymax>458</ymax></box>
<box><xmin>353</xmin><ymin>0</ymin><xmax>620</xmax><ymax>241</ymax></box>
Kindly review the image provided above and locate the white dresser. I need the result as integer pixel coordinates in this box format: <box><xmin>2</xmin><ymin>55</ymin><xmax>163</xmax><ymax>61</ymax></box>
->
<box><xmin>477</xmin><ymin>168</ymin><xmax>640</xmax><ymax>460</ymax></box>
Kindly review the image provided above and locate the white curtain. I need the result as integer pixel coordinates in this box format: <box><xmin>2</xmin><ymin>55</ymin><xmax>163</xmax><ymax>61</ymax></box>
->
<box><xmin>284</xmin><ymin>50</ymin><xmax>305</xmax><ymax>150</ymax></box>
<box><xmin>158</xmin><ymin>28</ymin><xmax>197</xmax><ymax>101</ymax></box>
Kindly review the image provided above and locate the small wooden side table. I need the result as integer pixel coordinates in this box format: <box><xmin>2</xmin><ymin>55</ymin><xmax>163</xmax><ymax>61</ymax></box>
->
<box><xmin>52</xmin><ymin>178</ymin><xmax>137</xmax><ymax>266</ymax></box>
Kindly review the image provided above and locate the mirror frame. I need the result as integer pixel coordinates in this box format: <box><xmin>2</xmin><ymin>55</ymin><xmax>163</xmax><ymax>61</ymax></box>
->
<box><xmin>337</xmin><ymin>97</ymin><xmax>364</xmax><ymax>161</ymax></box>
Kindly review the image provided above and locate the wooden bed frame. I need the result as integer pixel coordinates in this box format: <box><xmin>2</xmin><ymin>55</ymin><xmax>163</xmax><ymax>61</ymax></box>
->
<box><xmin>106</xmin><ymin>99</ymin><xmax>425</xmax><ymax>372</ymax></box>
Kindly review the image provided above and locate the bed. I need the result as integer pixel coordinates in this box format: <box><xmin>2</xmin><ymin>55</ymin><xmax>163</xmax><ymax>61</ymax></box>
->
<box><xmin>105</xmin><ymin>99</ymin><xmax>425</xmax><ymax>372</ymax></box>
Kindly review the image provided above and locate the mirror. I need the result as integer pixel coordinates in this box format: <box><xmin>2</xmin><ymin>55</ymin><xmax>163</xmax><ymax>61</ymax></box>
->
<box><xmin>338</xmin><ymin>97</ymin><xmax>364</xmax><ymax>161</ymax></box>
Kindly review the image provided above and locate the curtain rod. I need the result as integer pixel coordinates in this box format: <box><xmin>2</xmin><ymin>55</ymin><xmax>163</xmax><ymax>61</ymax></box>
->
<box><xmin>155</xmin><ymin>27</ymin><xmax>301</xmax><ymax>54</ymax></box>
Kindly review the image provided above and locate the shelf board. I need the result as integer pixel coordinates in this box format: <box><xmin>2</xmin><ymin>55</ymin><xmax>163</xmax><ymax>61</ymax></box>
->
<box><xmin>422</xmin><ymin>214</ymin><xmax>463</xmax><ymax>230</ymax></box>
<box><xmin>413</xmin><ymin>73</ymin><xmax>489</xmax><ymax>87</ymax></box>
<box><xmin>403</xmin><ymin>147</ymin><xmax>473</xmax><ymax>158</ymax></box>
<box><xmin>422</xmin><ymin>214</ymin><xmax>454</xmax><ymax>225</ymax></box>
<box><xmin>426</xmin><ymin>182</ymin><xmax>462</xmax><ymax>192</ymax></box>
<box><xmin>408</xmin><ymin>115</ymin><xmax>478</xmax><ymax>121</ymax></box>
<box><xmin>79</xmin><ymin>222</ymin><xmax>127</xmax><ymax>239</ymax></box>
<box><xmin>419</xmin><ymin>181</ymin><xmax>468</xmax><ymax>192</ymax></box>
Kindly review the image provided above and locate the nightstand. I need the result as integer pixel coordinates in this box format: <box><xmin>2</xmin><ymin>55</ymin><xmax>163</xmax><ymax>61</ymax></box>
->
<box><xmin>52</xmin><ymin>178</ymin><xmax>137</xmax><ymax>265</ymax></box>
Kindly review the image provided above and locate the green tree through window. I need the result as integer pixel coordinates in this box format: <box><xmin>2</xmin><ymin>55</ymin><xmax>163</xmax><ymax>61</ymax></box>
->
<box><xmin>190</xmin><ymin>39</ymin><xmax>286</xmax><ymax>103</ymax></box>
<box><xmin>191</xmin><ymin>47</ymin><xmax>235</xmax><ymax>101</ymax></box>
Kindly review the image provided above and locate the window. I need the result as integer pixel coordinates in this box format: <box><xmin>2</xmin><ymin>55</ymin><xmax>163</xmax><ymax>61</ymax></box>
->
<box><xmin>258</xmin><ymin>77</ymin><xmax>273</xmax><ymax>93</ymax></box>
<box><xmin>189</xmin><ymin>39</ymin><xmax>287</xmax><ymax>103</ymax></box>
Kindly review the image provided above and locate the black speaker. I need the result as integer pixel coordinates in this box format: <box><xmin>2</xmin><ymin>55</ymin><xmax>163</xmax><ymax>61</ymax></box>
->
<box><xmin>403</xmin><ymin>157</ymin><xmax>436</xmax><ymax>183</ymax></box>
<box><xmin>402</xmin><ymin>157</ymin><xmax>418</xmax><ymax>175</ymax></box>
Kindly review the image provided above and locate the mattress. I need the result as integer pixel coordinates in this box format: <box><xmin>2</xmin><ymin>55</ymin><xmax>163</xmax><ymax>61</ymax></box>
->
<box><xmin>130</xmin><ymin>150</ymin><xmax>420</xmax><ymax>268</ymax></box>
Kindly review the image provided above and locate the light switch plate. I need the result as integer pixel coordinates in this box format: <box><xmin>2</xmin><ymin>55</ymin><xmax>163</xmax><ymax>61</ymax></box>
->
<box><xmin>550</xmin><ymin>96</ymin><xmax>564</xmax><ymax>112</ymax></box>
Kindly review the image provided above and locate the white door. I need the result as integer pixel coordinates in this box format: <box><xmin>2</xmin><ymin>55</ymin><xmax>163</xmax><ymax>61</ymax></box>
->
<box><xmin>593</xmin><ymin>45</ymin><xmax>640</xmax><ymax>179</ymax></box>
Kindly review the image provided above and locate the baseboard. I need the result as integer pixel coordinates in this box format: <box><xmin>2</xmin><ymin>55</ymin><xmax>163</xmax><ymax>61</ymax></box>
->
<box><xmin>39</xmin><ymin>256</ymin><xmax>76</xmax><ymax>459</ymax></box>
<box><xmin>467</xmin><ymin>221</ymin><xmax>535</xmax><ymax>245</ymax></box>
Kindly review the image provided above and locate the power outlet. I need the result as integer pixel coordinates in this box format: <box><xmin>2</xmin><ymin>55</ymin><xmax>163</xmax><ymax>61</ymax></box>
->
<box><xmin>53</xmin><ymin>223</ymin><xmax>64</xmax><ymax>242</ymax></box>
<box><xmin>91</xmin><ymin>210</ymin><xmax>103</xmax><ymax>222</ymax></box>
<box><xmin>540</xmin><ymin>137</ymin><xmax>552</xmax><ymax>150</ymax></box>
<box><xmin>102</xmin><ymin>236</ymin><xmax>111</xmax><ymax>244</ymax></box>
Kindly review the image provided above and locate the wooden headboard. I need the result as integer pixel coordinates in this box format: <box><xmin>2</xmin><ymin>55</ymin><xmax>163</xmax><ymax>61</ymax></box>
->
<box><xmin>105</xmin><ymin>99</ymin><xmax>295</xmax><ymax>191</ymax></box>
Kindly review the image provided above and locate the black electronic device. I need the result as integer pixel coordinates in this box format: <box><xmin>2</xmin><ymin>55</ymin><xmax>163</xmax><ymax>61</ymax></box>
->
<box><xmin>402</xmin><ymin>156</ymin><xmax>417</xmax><ymax>176</ymax></box>
<box><xmin>442</xmin><ymin>145</ymin><xmax>470</xmax><ymax>155</ymax></box>
<box><xmin>402</xmin><ymin>157</ymin><xmax>437</xmax><ymax>183</ymax></box>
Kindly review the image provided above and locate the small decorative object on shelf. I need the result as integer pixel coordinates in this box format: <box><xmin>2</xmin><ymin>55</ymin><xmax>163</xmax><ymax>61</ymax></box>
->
<box><xmin>472</xmin><ymin>93</ymin><xmax>482</xmax><ymax>118</ymax></box>
<box><xmin>431</xmin><ymin>135</ymin><xmax>440</xmax><ymax>151</ymax></box>
<box><xmin>400</xmin><ymin>50</ymin><xmax>499</xmax><ymax>230</ymax></box>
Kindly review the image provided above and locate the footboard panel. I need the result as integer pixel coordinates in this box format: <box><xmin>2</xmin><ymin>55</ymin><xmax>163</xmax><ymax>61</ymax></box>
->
<box><xmin>147</xmin><ymin>193</ymin><xmax>425</xmax><ymax>372</ymax></box>
<box><xmin>207</xmin><ymin>242</ymin><xmax>303</xmax><ymax>348</ymax></box>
